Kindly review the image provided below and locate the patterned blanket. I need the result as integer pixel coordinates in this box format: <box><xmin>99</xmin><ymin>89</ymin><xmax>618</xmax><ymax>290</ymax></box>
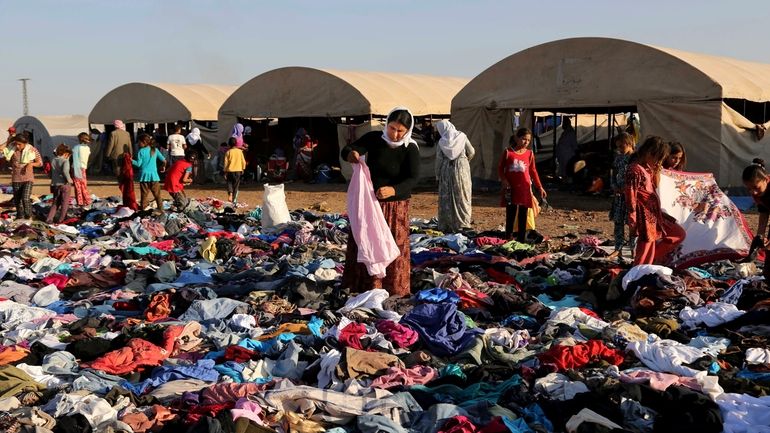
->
<box><xmin>659</xmin><ymin>169</ymin><xmax>755</xmax><ymax>268</ymax></box>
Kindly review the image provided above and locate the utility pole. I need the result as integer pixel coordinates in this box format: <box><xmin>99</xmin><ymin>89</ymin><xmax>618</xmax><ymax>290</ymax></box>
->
<box><xmin>18</xmin><ymin>78</ymin><xmax>30</xmax><ymax>116</ymax></box>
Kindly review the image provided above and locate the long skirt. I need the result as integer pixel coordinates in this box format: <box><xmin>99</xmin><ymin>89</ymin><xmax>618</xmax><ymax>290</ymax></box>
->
<box><xmin>343</xmin><ymin>199</ymin><xmax>411</xmax><ymax>296</ymax></box>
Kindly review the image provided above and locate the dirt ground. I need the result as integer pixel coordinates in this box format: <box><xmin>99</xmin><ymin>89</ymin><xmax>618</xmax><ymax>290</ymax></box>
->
<box><xmin>4</xmin><ymin>174</ymin><xmax>760</xmax><ymax>241</ymax></box>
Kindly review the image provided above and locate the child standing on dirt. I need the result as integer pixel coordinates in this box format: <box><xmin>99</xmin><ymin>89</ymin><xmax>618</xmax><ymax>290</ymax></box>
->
<box><xmin>609</xmin><ymin>133</ymin><xmax>635</xmax><ymax>258</ymax></box>
<box><xmin>224</xmin><ymin>137</ymin><xmax>246</xmax><ymax>203</ymax></box>
<box><xmin>46</xmin><ymin>144</ymin><xmax>73</xmax><ymax>224</ymax></box>
<box><xmin>497</xmin><ymin>128</ymin><xmax>547</xmax><ymax>241</ymax></box>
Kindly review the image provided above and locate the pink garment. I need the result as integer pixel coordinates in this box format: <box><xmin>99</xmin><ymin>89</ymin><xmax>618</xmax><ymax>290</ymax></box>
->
<box><xmin>371</xmin><ymin>365</ymin><xmax>438</xmax><ymax>389</ymax></box>
<box><xmin>619</xmin><ymin>369</ymin><xmax>702</xmax><ymax>392</ymax></box>
<box><xmin>230</xmin><ymin>398</ymin><xmax>265</xmax><ymax>425</ymax></box>
<box><xmin>376</xmin><ymin>320</ymin><xmax>419</xmax><ymax>348</ymax></box>
<box><xmin>200</xmin><ymin>382</ymin><xmax>273</xmax><ymax>405</ymax></box>
<box><xmin>474</xmin><ymin>237</ymin><xmax>507</xmax><ymax>246</ymax></box>
<box><xmin>346</xmin><ymin>159</ymin><xmax>399</xmax><ymax>278</ymax></box>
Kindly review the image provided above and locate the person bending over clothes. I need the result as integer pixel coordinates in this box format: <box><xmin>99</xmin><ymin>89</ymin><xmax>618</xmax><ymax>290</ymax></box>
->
<box><xmin>625</xmin><ymin>136</ymin><xmax>685</xmax><ymax>265</ymax></box>
<box><xmin>663</xmin><ymin>141</ymin><xmax>687</xmax><ymax>171</ymax></box>
<box><xmin>341</xmin><ymin>107</ymin><xmax>420</xmax><ymax>296</ymax></box>
<box><xmin>742</xmin><ymin>158</ymin><xmax>770</xmax><ymax>280</ymax></box>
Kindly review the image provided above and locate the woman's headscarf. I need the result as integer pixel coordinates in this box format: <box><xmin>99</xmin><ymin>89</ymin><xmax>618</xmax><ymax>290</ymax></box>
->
<box><xmin>435</xmin><ymin>120</ymin><xmax>467</xmax><ymax>160</ymax></box>
<box><xmin>114</xmin><ymin>120</ymin><xmax>126</xmax><ymax>131</ymax></box>
<box><xmin>186</xmin><ymin>127</ymin><xmax>201</xmax><ymax>146</ymax></box>
<box><xmin>231</xmin><ymin>123</ymin><xmax>244</xmax><ymax>147</ymax></box>
<box><xmin>381</xmin><ymin>107</ymin><xmax>417</xmax><ymax>149</ymax></box>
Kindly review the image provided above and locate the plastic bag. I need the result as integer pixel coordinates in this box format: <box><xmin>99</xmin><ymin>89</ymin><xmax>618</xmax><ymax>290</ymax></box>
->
<box><xmin>262</xmin><ymin>183</ymin><xmax>291</xmax><ymax>228</ymax></box>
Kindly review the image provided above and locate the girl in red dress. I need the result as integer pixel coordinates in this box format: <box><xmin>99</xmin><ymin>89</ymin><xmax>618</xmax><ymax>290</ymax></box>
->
<box><xmin>497</xmin><ymin>128</ymin><xmax>547</xmax><ymax>241</ymax></box>
<box><xmin>625</xmin><ymin>136</ymin><xmax>686</xmax><ymax>265</ymax></box>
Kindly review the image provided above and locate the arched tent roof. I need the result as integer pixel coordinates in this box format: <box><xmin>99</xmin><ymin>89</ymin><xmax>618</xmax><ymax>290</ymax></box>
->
<box><xmin>12</xmin><ymin>115</ymin><xmax>89</xmax><ymax>158</ymax></box>
<box><xmin>89</xmin><ymin>82</ymin><xmax>237</xmax><ymax>125</ymax></box>
<box><xmin>219</xmin><ymin>67</ymin><xmax>469</xmax><ymax>120</ymax></box>
<box><xmin>452</xmin><ymin>37</ymin><xmax>770</xmax><ymax>112</ymax></box>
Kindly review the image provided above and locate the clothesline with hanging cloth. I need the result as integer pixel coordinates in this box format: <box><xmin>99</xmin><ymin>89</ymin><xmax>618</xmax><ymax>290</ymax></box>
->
<box><xmin>658</xmin><ymin>169</ymin><xmax>756</xmax><ymax>269</ymax></box>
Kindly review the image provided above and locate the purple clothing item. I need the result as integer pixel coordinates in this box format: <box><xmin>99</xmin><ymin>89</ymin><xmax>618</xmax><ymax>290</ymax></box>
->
<box><xmin>371</xmin><ymin>365</ymin><xmax>438</xmax><ymax>389</ymax></box>
<box><xmin>375</xmin><ymin>320</ymin><xmax>419</xmax><ymax>348</ymax></box>
<box><xmin>401</xmin><ymin>302</ymin><xmax>483</xmax><ymax>357</ymax></box>
<box><xmin>231</xmin><ymin>123</ymin><xmax>245</xmax><ymax>147</ymax></box>
<box><xmin>346</xmin><ymin>158</ymin><xmax>400</xmax><ymax>278</ymax></box>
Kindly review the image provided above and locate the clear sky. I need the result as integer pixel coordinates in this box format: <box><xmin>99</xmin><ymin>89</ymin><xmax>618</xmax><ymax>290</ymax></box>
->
<box><xmin>1</xmin><ymin>0</ymin><xmax>769</xmax><ymax>119</ymax></box>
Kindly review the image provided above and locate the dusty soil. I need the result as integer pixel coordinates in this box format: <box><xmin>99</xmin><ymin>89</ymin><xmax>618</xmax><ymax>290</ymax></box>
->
<box><xmin>4</xmin><ymin>174</ymin><xmax>759</xmax><ymax>241</ymax></box>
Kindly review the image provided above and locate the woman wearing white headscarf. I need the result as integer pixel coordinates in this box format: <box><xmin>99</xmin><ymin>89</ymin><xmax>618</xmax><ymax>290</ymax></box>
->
<box><xmin>341</xmin><ymin>107</ymin><xmax>420</xmax><ymax>296</ymax></box>
<box><xmin>186</xmin><ymin>127</ymin><xmax>209</xmax><ymax>183</ymax></box>
<box><xmin>435</xmin><ymin>120</ymin><xmax>475</xmax><ymax>232</ymax></box>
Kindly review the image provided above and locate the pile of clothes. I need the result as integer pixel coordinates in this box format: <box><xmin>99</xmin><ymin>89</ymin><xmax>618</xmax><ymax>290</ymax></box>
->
<box><xmin>0</xmin><ymin>193</ymin><xmax>767</xmax><ymax>433</ymax></box>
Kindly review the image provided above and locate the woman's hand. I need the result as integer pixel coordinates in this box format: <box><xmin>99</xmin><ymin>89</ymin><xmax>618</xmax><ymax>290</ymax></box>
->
<box><xmin>539</xmin><ymin>187</ymin><xmax>547</xmax><ymax>199</ymax></box>
<box><xmin>347</xmin><ymin>150</ymin><xmax>360</xmax><ymax>164</ymax></box>
<box><xmin>376</xmin><ymin>186</ymin><xmax>395</xmax><ymax>200</ymax></box>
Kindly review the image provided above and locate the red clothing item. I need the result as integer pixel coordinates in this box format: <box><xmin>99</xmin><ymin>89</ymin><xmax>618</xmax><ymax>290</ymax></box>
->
<box><xmin>42</xmin><ymin>273</ymin><xmax>68</xmax><ymax>289</ymax></box>
<box><xmin>497</xmin><ymin>147</ymin><xmax>542</xmax><ymax>207</ymax></box>
<box><xmin>538</xmin><ymin>340</ymin><xmax>624</xmax><ymax>371</ymax></box>
<box><xmin>338</xmin><ymin>322</ymin><xmax>367</xmax><ymax>350</ymax></box>
<box><xmin>634</xmin><ymin>215</ymin><xmax>687</xmax><ymax>266</ymax></box>
<box><xmin>455</xmin><ymin>287</ymin><xmax>494</xmax><ymax>310</ymax></box>
<box><xmin>119</xmin><ymin>153</ymin><xmax>138</xmax><ymax>210</ymax></box>
<box><xmin>474</xmin><ymin>236</ymin><xmax>507</xmax><ymax>246</ymax></box>
<box><xmin>223</xmin><ymin>345</ymin><xmax>259</xmax><ymax>363</ymax></box>
<box><xmin>375</xmin><ymin>320</ymin><xmax>418</xmax><ymax>348</ymax></box>
<box><xmin>484</xmin><ymin>268</ymin><xmax>518</xmax><ymax>285</ymax></box>
<box><xmin>164</xmin><ymin>160</ymin><xmax>192</xmax><ymax>193</ymax></box>
<box><xmin>149</xmin><ymin>240</ymin><xmax>175</xmax><ymax>251</ymax></box>
<box><xmin>439</xmin><ymin>416</ymin><xmax>478</xmax><ymax>433</ymax></box>
<box><xmin>478</xmin><ymin>417</ymin><xmax>509</xmax><ymax>433</ymax></box>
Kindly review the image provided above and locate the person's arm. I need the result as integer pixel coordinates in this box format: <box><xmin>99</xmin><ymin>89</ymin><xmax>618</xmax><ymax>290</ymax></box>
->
<box><xmin>181</xmin><ymin>167</ymin><xmax>193</xmax><ymax>184</ymax></box>
<box><xmin>529</xmin><ymin>152</ymin><xmax>545</xmax><ymax>198</ymax></box>
<box><xmin>106</xmin><ymin>133</ymin><xmax>116</xmax><ymax>159</ymax></box>
<box><xmin>387</xmin><ymin>144</ymin><xmax>420</xmax><ymax>199</ymax></box>
<box><xmin>132</xmin><ymin>149</ymin><xmax>142</xmax><ymax>167</ymax></box>
<box><xmin>62</xmin><ymin>159</ymin><xmax>73</xmax><ymax>184</ymax></box>
<box><xmin>157</xmin><ymin>149</ymin><xmax>166</xmax><ymax>163</ymax></box>
<box><xmin>498</xmin><ymin>150</ymin><xmax>508</xmax><ymax>188</ymax></box>
<box><xmin>465</xmin><ymin>138</ymin><xmax>475</xmax><ymax>161</ymax></box>
<box><xmin>758</xmin><ymin>211</ymin><xmax>769</xmax><ymax>239</ymax></box>
<box><xmin>341</xmin><ymin>132</ymin><xmax>372</xmax><ymax>164</ymax></box>
<box><xmin>30</xmin><ymin>148</ymin><xmax>43</xmax><ymax>168</ymax></box>
<box><xmin>625</xmin><ymin>166</ymin><xmax>639</xmax><ymax>234</ymax></box>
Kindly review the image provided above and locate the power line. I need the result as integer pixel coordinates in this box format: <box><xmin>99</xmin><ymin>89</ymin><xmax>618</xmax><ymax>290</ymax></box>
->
<box><xmin>18</xmin><ymin>78</ymin><xmax>30</xmax><ymax>116</ymax></box>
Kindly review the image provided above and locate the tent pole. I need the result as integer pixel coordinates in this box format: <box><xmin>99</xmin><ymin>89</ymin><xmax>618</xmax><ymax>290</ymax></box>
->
<box><xmin>764</xmin><ymin>102</ymin><xmax>767</xmax><ymax>123</ymax></box>
<box><xmin>593</xmin><ymin>114</ymin><xmax>597</xmax><ymax>143</ymax></box>
<box><xmin>607</xmin><ymin>108</ymin><xmax>613</xmax><ymax>153</ymax></box>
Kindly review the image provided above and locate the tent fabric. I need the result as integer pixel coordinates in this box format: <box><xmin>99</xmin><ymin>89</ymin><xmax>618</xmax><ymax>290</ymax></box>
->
<box><xmin>219</xmin><ymin>67</ymin><xmax>468</xmax><ymax>143</ymax></box>
<box><xmin>658</xmin><ymin>169</ymin><xmax>754</xmax><ymax>268</ymax></box>
<box><xmin>89</xmin><ymin>83</ymin><xmax>237</xmax><ymax>124</ymax></box>
<box><xmin>12</xmin><ymin>115</ymin><xmax>88</xmax><ymax>159</ymax></box>
<box><xmin>452</xmin><ymin>37</ymin><xmax>770</xmax><ymax>185</ymax></box>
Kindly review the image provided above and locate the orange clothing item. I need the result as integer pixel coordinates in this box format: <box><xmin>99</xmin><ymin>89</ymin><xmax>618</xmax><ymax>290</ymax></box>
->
<box><xmin>145</xmin><ymin>293</ymin><xmax>172</xmax><ymax>322</ymax></box>
<box><xmin>0</xmin><ymin>345</ymin><xmax>29</xmax><ymax>366</ymax></box>
<box><xmin>82</xmin><ymin>338</ymin><xmax>169</xmax><ymax>375</ymax></box>
<box><xmin>256</xmin><ymin>322</ymin><xmax>310</xmax><ymax>341</ymax></box>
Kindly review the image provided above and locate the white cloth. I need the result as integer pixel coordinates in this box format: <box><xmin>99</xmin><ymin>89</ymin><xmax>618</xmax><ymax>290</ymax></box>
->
<box><xmin>41</xmin><ymin>392</ymin><xmax>117</xmax><ymax>429</ymax></box>
<box><xmin>316</xmin><ymin>349</ymin><xmax>343</xmax><ymax>390</ymax></box>
<box><xmin>546</xmin><ymin>307</ymin><xmax>610</xmax><ymax>334</ymax></box>
<box><xmin>167</xmin><ymin>134</ymin><xmax>186</xmax><ymax>156</ymax></box>
<box><xmin>338</xmin><ymin>289</ymin><xmax>390</xmax><ymax>313</ymax></box>
<box><xmin>346</xmin><ymin>159</ymin><xmax>399</xmax><ymax>278</ymax></box>
<box><xmin>679</xmin><ymin>302</ymin><xmax>745</xmax><ymax>329</ymax></box>
<box><xmin>435</xmin><ymin>120</ymin><xmax>467</xmax><ymax>161</ymax></box>
<box><xmin>622</xmin><ymin>264</ymin><xmax>673</xmax><ymax>290</ymax></box>
<box><xmin>746</xmin><ymin>348</ymin><xmax>770</xmax><ymax>365</ymax></box>
<box><xmin>659</xmin><ymin>169</ymin><xmax>755</xmax><ymax>268</ymax></box>
<box><xmin>716</xmin><ymin>393</ymin><xmax>770</xmax><ymax>433</ymax></box>
<box><xmin>688</xmin><ymin>336</ymin><xmax>731</xmax><ymax>357</ymax></box>
<box><xmin>186</xmin><ymin>128</ymin><xmax>201</xmax><ymax>146</ymax></box>
<box><xmin>534</xmin><ymin>373</ymin><xmax>590</xmax><ymax>401</ymax></box>
<box><xmin>626</xmin><ymin>335</ymin><xmax>706</xmax><ymax>377</ymax></box>
<box><xmin>31</xmin><ymin>284</ymin><xmax>60</xmax><ymax>307</ymax></box>
<box><xmin>229</xmin><ymin>314</ymin><xmax>257</xmax><ymax>330</ymax></box>
<box><xmin>565</xmin><ymin>408</ymin><xmax>624</xmax><ymax>433</ymax></box>
<box><xmin>484</xmin><ymin>328</ymin><xmax>530</xmax><ymax>351</ymax></box>
<box><xmin>380</xmin><ymin>107</ymin><xmax>417</xmax><ymax>149</ymax></box>
<box><xmin>0</xmin><ymin>300</ymin><xmax>55</xmax><ymax>331</ymax></box>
